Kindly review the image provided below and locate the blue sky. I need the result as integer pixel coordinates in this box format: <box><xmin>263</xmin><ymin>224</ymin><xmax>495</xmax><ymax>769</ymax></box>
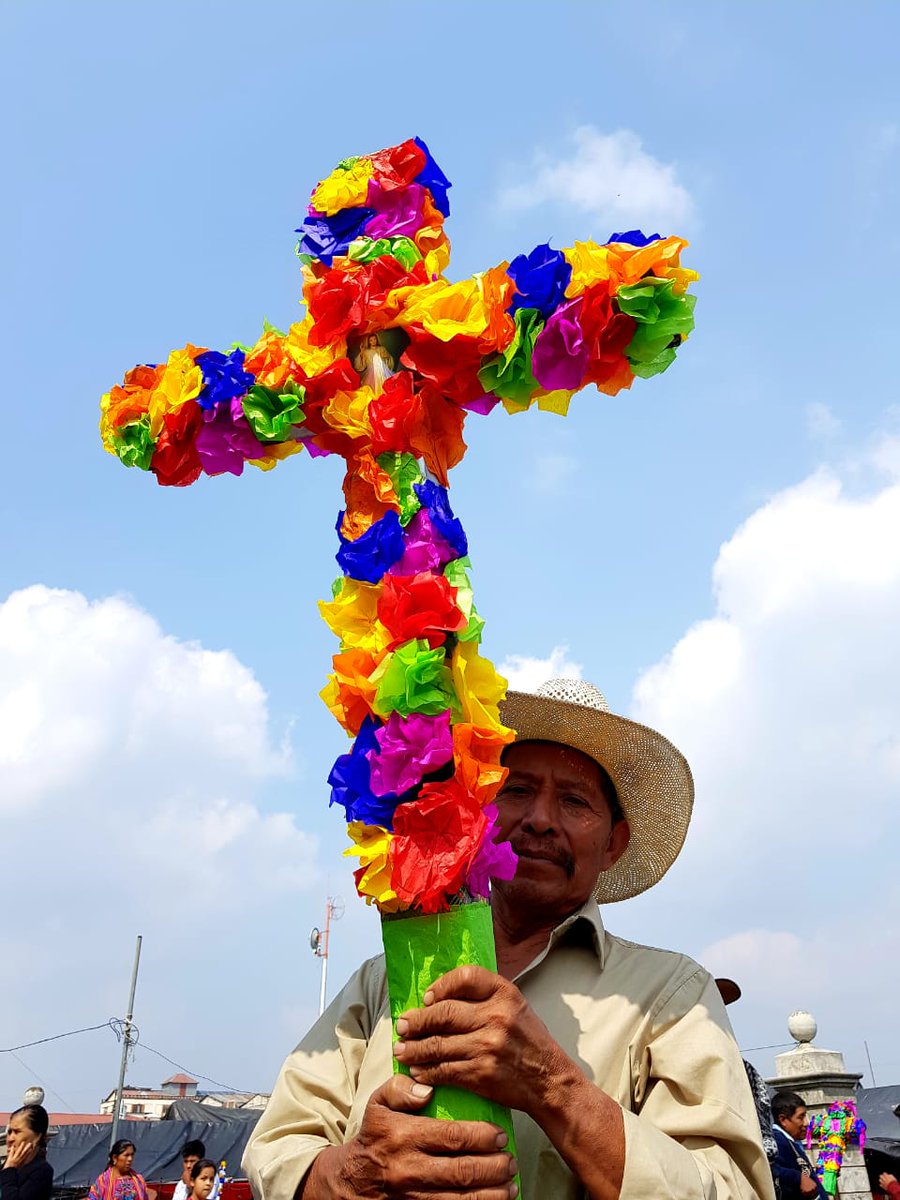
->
<box><xmin>3</xmin><ymin>1</ymin><xmax>900</xmax><ymax>1116</ymax></box>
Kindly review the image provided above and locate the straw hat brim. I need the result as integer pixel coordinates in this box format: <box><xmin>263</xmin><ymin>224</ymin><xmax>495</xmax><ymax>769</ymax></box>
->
<box><xmin>498</xmin><ymin>690</ymin><xmax>694</xmax><ymax>903</ymax></box>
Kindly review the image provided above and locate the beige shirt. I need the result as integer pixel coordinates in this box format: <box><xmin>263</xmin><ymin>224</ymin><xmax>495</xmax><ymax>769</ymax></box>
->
<box><xmin>244</xmin><ymin>902</ymin><xmax>775</xmax><ymax>1200</ymax></box>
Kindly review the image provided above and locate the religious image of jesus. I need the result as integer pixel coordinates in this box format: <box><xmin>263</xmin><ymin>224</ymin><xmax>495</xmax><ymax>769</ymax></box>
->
<box><xmin>352</xmin><ymin>333</ymin><xmax>395</xmax><ymax>394</ymax></box>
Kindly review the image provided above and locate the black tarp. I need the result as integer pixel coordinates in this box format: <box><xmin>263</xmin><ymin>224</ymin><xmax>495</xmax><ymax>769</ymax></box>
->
<box><xmin>858</xmin><ymin>1085</ymin><xmax>900</xmax><ymax>1191</ymax></box>
<box><xmin>164</xmin><ymin>1101</ymin><xmax>260</xmax><ymax>1126</ymax></box>
<box><xmin>47</xmin><ymin>1116</ymin><xmax>260</xmax><ymax>1188</ymax></box>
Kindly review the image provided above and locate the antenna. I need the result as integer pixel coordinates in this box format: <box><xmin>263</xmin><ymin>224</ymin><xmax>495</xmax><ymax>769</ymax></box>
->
<box><xmin>864</xmin><ymin>1039</ymin><xmax>877</xmax><ymax>1086</ymax></box>
<box><xmin>310</xmin><ymin>897</ymin><xmax>344</xmax><ymax>1017</ymax></box>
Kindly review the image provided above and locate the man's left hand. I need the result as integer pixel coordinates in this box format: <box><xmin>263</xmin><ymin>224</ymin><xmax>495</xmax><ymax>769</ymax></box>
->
<box><xmin>393</xmin><ymin>965</ymin><xmax>572</xmax><ymax>1116</ymax></box>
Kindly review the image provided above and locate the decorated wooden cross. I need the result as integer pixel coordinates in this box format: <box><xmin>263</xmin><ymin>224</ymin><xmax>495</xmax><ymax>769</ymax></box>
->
<box><xmin>99</xmin><ymin>136</ymin><xmax>697</xmax><ymax>1174</ymax></box>
<box><xmin>807</xmin><ymin>1101</ymin><xmax>866</xmax><ymax>1195</ymax></box>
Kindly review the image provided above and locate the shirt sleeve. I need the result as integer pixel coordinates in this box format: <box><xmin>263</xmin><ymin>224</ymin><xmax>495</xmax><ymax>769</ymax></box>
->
<box><xmin>0</xmin><ymin>1161</ymin><xmax>54</xmax><ymax>1200</ymax></box>
<box><xmin>242</xmin><ymin>957</ymin><xmax>386</xmax><ymax>1200</ymax></box>
<box><xmin>620</xmin><ymin>966</ymin><xmax>777</xmax><ymax>1200</ymax></box>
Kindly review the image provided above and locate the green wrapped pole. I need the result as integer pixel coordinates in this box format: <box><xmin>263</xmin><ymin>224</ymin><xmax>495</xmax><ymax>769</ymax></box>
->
<box><xmin>381</xmin><ymin>901</ymin><xmax>521</xmax><ymax>1194</ymax></box>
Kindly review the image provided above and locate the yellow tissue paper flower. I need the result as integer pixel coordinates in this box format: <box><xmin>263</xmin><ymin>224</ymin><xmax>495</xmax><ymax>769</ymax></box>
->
<box><xmin>322</xmin><ymin>386</ymin><xmax>374</xmax><ymax>441</ymax></box>
<box><xmin>564</xmin><ymin>241</ymin><xmax>613</xmax><ymax>296</ymax></box>
<box><xmin>249</xmin><ymin>440</ymin><xmax>304</xmax><ymax>472</ymax></box>
<box><xmin>450</xmin><ymin>641</ymin><xmax>508</xmax><ymax>732</ymax></box>
<box><xmin>319</xmin><ymin>578</ymin><xmax>391</xmax><ymax>654</ymax></box>
<box><xmin>398</xmin><ymin>266</ymin><xmax>515</xmax><ymax>347</ymax></box>
<box><xmin>286</xmin><ymin>316</ymin><xmax>342</xmax><ymax>376</ymax></box>
<box><xmin>148</xmin><ymin>345</ymin><xmax>204</xmax><ymax>438</ymax></box>
<box><xmin>310</xmin><ymin>158</ymin><xmax>375</xmax><ymax>216</ymax></box>
<box><xmin>344</xmin><ymin>822</ymin><xmax>401</xmax><ymax>912</ymax></box>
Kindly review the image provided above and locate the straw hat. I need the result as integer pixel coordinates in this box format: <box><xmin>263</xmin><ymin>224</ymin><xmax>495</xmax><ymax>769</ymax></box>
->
<box><xmin>498</xmin><ymin>678</ymin><xmax>694</xmax><ymax>903</ymax></box>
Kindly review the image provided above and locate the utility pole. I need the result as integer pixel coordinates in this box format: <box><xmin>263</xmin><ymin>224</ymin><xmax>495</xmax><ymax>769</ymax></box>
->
<box><xmin>310</xmin><ymin>898</ymin><xmax>343</xmax><ymax>1016</ymax></box>
<box><xmin>110</xmin><ymin>935</ymin><xmax>142</xmax><ymax>1149</ymax></box>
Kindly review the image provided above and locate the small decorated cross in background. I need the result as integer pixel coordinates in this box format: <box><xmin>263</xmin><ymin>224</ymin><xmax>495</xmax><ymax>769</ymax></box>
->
<box><xmin>100</xmin><ymin>136</ymin><xmax>697</xmax><ymax>1179</ymax></box>
<box><xmin>807</xmin><ymin>1100</ymin><xmax>866</xmax><ymax>1195</ymax></box>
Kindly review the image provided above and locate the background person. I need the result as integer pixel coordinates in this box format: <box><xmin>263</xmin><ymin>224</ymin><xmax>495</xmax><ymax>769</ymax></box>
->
<box><xmin>88</xmin><ymin>1140</ymin><xmax>156</xmax><ymax>1200</ymax></box>
<box><xmin>173</xmin><ymin>1142</ymin><xmax>219</xmax><ymax>1200</ymax></box>
<box><xmin>771</xmin><ymin>1091</ymin><xmax>826</xmax><ymax>1199</ymax></box>
<box><xmin>1</xmin><ymin>1105</ymin><xmax>53</xmax><ymax>1200</ymax></box>
<box><xmin>187</xmin><ymin>1161</ymin><xmax>218</xmax><ymax>1200</ymax></box>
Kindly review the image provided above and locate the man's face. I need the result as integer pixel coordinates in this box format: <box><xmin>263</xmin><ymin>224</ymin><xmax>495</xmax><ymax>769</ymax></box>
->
<box><xmin>493</xmin><ymin>740</ymin><xmax>630</xmax><ymax>921</ymax></box>
<box><xmin>780</xmin><ymin>1106</ymin><xmax>808</xmax><ymax>1140</ymax></box>
<box><xmin>183</xmin><ymin>1155</ymin><xmax>201</xmax><ymax>1182</ymax></box>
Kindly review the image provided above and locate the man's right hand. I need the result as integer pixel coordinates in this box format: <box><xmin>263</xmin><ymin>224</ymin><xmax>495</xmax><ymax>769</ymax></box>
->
<box><xmin>299</xmin><ymin>1074</ymin><xmax>518</xmax><ymax>1200</ymax></box>
<box><xmin>799</xmin><ymin>1173</ymin><xmax>819</xmax><ymax>1195</ymax></box>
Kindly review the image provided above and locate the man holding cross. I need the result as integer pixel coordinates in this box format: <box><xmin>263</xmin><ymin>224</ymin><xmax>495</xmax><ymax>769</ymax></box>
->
<box><xmin>244</xmin><ymin>679</ymin><xmax>775</xmax><ymax>1200</ymax></box>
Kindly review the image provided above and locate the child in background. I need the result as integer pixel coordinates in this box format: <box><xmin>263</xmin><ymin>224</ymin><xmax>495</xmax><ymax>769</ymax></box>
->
<box><xmin>188</xmin><ymin>1162</ymin><xmax>217</xmax><ymax>1200</ymax></box>
<box><xmin>173</xmin><ymin>1144</ymin><xmax>219</xmax><ymax>1200</ymax></box>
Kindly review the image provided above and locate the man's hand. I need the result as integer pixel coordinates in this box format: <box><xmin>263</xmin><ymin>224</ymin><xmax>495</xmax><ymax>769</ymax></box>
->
<box><xmin>299</xmin><ymin>1074</ymin><xmax>518</xmax><ymax>1200</ymax></box>
<box><xmin>799</xmin><ymin>1172</ymin><xmax>819</xmax><ymax>1195</ymax></box>
<box><xmin>392</xmin><ymin>965</ymin><xmax>570</xmax><ymax>1116</ymax></box>
<box><xmin>879</xmin><ymin>1173</ymin><xmax>898</xmax><ymax>1189</ymax></box>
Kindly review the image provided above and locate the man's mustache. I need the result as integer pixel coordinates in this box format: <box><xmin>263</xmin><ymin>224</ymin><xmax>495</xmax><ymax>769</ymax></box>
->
<box><xmin>511</xmin><ymin>838</ymin><xmax>576</xmax><ymax>878</ymax></box>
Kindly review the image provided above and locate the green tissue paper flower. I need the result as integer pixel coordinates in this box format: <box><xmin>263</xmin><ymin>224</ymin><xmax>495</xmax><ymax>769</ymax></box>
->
<box><xmin>444</xmin><ymin>558</ymin><xmax>484</xmax><ymax>643</ymax></box>
<box><xmin>374</xmin><ymin>639</ymin><xmax>458</xmax><ymax>718</ymax></box>
<box><xmin>113</xmin><ymin>417</ymin><xmax>155</xmax><ymax>470</ymax></box>
<box><xmin>618</xmin><ymin>278</ymin><xmax>696</xmax><ymax>378</ymax></box>
<box><xmin>477</xmin><ymin>307</ymin><xmax>544</xmax><ymax>408</ymax></box>
<box><xmin>348</xmin><ymin>236</ymin><xmax>423</xmax><ymax>271</ymax></box>
<box><xmin>378</xmin><ymin>452</ymin><xmax>425</xmax><ymax>524</ymax></box>
<box><xmin>242</xmin><ymin>381</ymin><xmax>305</xmax><ymax>442</ymax></box>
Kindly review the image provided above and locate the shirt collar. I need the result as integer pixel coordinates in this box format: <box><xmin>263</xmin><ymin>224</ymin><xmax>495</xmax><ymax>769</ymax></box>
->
<box><xmin>514</xmin><ymin>898</ymin><xmax>607</xmax><ymax>980</ymax></box>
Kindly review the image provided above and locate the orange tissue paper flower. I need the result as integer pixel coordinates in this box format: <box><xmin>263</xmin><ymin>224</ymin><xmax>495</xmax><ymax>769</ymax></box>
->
<box><xmin>320</xmin><ymin>647</ymin><xmax>383</xmax><ymax>735</ymax></box>
<box><xmin>452</xmin><ymin>723</ymin><xmax>515</xmax><ymax>805</ymax></box>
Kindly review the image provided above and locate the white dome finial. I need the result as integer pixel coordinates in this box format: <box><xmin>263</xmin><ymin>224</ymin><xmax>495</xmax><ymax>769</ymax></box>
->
<box><xmin>788</xmin><ymin>1011</ymin><xmax>817</xmax><ymax>1044</ymax></box>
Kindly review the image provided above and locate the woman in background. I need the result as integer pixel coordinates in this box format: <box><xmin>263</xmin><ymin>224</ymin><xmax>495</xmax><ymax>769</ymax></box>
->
<box><xmin>88</xmin><ymin>1140</ymin><xmax>156</xmax><ymax>1200</ymax></box>
<box><xmin>1</xmin><ymin>1105</ymin><xmax>53</xmax><ymax>1200</ymax></box>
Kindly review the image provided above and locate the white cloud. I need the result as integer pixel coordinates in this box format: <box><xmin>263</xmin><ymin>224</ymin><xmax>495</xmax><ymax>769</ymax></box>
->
<box><xmin>498</xmin><ymin>127</ymin><xmax>694</xmax><ymax>232</ymax></box>
<box><xmin>629</xmin><ymin>450</ymin><xmax>900</xmax><ymax>1079</ymax></box>
<box><xmin>0</xmin><ymin>586</ymin><xmax>322</xmax><ymax>1107</ymax></box>
<box><xmin>0</xmin><ymin>586</ymin><xmax>316</xmax><ymax>899</ymax></box>
<box><xmin>499</xmin><ymin>645</ymin><xmax>583</xmax><ymax>692</ymax></box>
<box><xmin>805</xmin><ymin>401</ymin><xmax>842</xmax><ymax>440</ymax></box>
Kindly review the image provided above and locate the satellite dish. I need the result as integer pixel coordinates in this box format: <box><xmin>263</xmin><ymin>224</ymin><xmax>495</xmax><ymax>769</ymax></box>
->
<box><xmin>329</xmin><ymin>897</ymin><xmax>346</xmax><ymax>921</ymax></box>
<box><xmin>309</xmin><ymin>927</ymin><xmax>321</xmax><ymax>953</ymax></box>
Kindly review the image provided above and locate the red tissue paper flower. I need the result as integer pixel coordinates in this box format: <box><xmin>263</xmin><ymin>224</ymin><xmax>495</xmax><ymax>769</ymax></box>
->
<box><xmin>401</xmin><ymin>326</ymin><xmax>487</xmax><ymax>407</ymax></box>
<box><xmin>151</xmin><ymin>399</ymin><xmax>203</xmax><ymax>487</ymax></box>
<box><xmin>391</xmin><ymin>778</ymin><xmax>489</xmax><ymax>913</ymax></box>
<box><xmin>378</xmin><ymin>571</ymin><xmax>467</xmax><ymax>649</ymax></box>
<box><xmin>368</xmin><ymin>138</ymin><xmax>428</xmax><ymax>191</ymax></box>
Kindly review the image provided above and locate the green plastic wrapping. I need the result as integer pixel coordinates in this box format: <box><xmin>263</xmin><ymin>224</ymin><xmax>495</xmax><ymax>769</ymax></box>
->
<box><xmin>381</xmin><ymin>901</ymin><xmax>522</xmax><ymax>1194</ymax></box>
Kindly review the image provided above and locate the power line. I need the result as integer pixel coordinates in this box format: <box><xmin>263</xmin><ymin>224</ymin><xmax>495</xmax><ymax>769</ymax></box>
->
<box><xmin>0</xmin><ymin>1018</ymin><xmax>255</xmax><ymax>1100</ymax></box>
<box><xmin>8</xmin><ymin>1051</ymin><xmax>75</xmax><ymax>1113</ymax></box>
<box><xmin>1</xmin><ymin>1021</ymin><xmax>115</xmax><ymax>1054</ymax></box>
<box><xmin>741</xmin><ymin>1041</ymin><xmax>794</xmax><ymax>1053</ymax></box>
<box><xmin>135</xmin><ymin>1040</ymin><xmax>248</xmax><ymax>1095</ymax></box>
